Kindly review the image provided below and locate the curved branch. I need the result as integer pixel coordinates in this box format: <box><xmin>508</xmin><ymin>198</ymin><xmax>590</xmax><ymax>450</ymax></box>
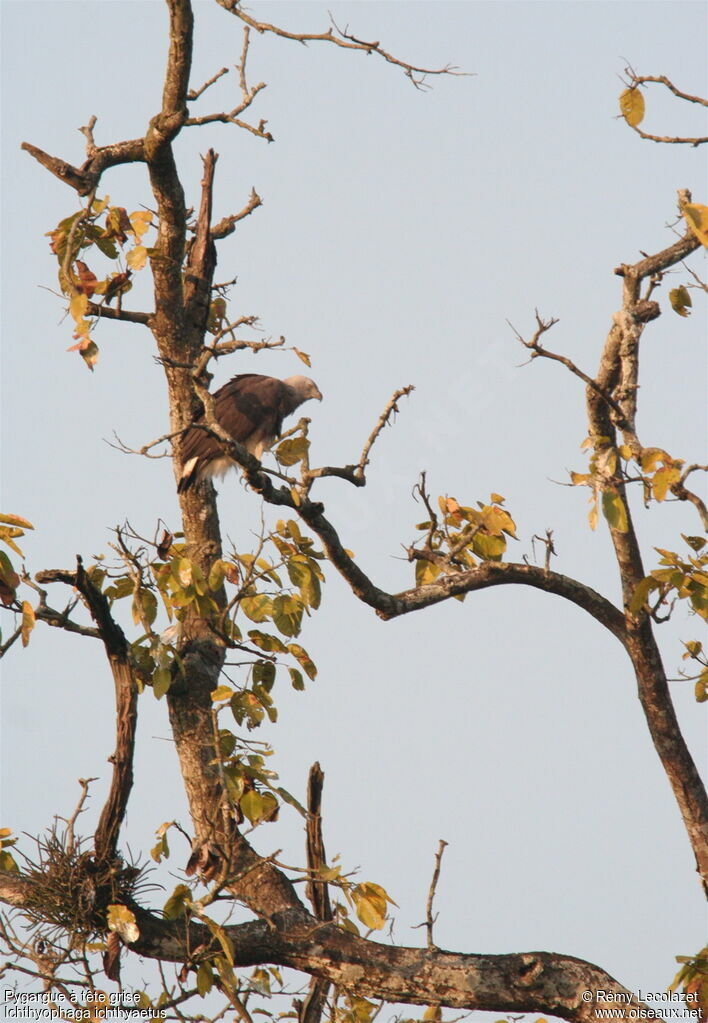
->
<box><xmin>0</xmin><ymin>877</ymin><xmax>659</xmax><ymax>1023</ymax></box>
<box><xmin>86</xmin><ymin>302</ymin><xmax>151</xmax><ymax>326</ymax></box>
<box><xmin>35</xmin><ymin>559</ymin><xmax>138</xmax><ymax>864</ymax></box>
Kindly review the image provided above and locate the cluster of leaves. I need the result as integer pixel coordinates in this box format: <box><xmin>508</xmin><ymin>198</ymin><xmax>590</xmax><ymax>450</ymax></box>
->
<box><xmin>48</xmin><ymin>197</ymin><xmax>153</xmax><ymax>368</ymax></box>
<box><xmin>413</xmin><ymin>494</ymin><xmax>518</xmax><ymax>586</ymax></box>
<box><xmin>629</xmin><ymin>536</ymin><xmax>707</xmax><ymax>623</ymax></box>
<box><xmin>670</xmin><ymin>946</ymin><xmax>708</xmax><ymax>1021</ymax></box>
<box><xmin>0</xmin><ymin>513</ymin><xmax>35</xmax><ymax>646</ymax></box>
<box><xmin>331</xmin><ymin>876</ymin><xmax>397</xmax><ymax>934</ymax></box>
<box><xmin>85</xmin><ymin>518</ymin><xmax>321</xmax><ymax>713</ymax></box>
<box><xmin>570</xmin><ymin>439</ymin><xmax>691</xmax><ymax>533</ymax></box>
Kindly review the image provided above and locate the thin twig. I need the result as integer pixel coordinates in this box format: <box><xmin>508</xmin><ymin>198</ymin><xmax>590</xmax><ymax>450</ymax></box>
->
<box><xmin>425</xmin><ymin>840</ymin><xmax>448</xmax><ymax>950</ymax></box>
<box><xmin>188</xmin><ymin>66</ymin><xmax>230</xmax><ymax>101</ymax></box>
<box><xmin>306</xmin><ymin>386</ymin><xmax>415</xmax><ymax>487</ymax></box>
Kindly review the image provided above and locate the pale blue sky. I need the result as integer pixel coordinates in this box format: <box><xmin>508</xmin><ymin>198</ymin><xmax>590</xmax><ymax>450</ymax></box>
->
<box><xmin>1</xmin><ymin>0</ymin><xmax>706</xmax><ymax>1012</ymax></box>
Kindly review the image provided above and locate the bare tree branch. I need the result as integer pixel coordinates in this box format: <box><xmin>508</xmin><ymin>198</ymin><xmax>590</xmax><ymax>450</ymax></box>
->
<box><xmin>622</xmin><ymin>67</ymin><xmax>708</xmax><ymax>146</ymax></box>
<box><xmin>215</xmin><ymin>3</ymin><xmax>468</xmax><ymax>89</ymax></box>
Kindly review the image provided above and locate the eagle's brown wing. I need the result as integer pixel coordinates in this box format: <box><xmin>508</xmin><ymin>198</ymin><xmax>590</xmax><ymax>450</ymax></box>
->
<box><xmin>177</xmin><ymin>374</ymin><xmax>289</xmax><ymax>492</ymax></box>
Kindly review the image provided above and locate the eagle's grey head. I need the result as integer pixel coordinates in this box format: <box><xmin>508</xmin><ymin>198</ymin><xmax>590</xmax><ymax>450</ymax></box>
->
<box><xmin>283</xmin><ymin>376</ymin><xmax>323</xmax><ymax>405</ymax></box>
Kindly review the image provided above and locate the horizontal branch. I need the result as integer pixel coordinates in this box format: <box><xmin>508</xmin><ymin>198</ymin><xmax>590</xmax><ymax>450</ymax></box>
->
<box><xmin>216</xmin><ymin>1</ymin><xmax>467</xmax><ymax>89</ymax></box>
<box><xmin>21</xmin><ymin>138</ymin><xmax>146</xmax><ymax>196</ymax></box>
<box><xmin>614</xmin><ymin>220</ymin><xmax>702</xmax><ymax>283</ymax></box>
<box><xmin>0</xmin><ymin>878</ymin><xmax>659</xmax><ymax>1023</ymax></box>
<box><xmin>87</xmin><ymin>302</ymin><xmax>152</xmax><ymax>326</ymax></box>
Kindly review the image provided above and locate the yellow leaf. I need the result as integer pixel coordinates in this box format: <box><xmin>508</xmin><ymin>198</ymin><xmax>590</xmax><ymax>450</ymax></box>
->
<box><xmin>640</xmin><ymin>447</ymin><xmax>669</xmax><ymax>473</ymax></box>
<box><xmin>669</xmin><ymin>286</ymin><xmax>692</xmax><ymax>317</ymax></box>
<box><xmin>490</xmin><ymin>492</ymin><xmax>505</xmax><ymax>504</ymax></box>
<box><xmin>352</xmin><ymin>882</ymin><xmax>390</xmax><ymax>931</ymax></box>
<box><xmin>276</xmin><ymin>436</ymin><xmax>310</xmax><ymax>467</ymax></box>
<box><xmin>0</xmin><ymin>514</ymin><xmax>33</xmax><ymax>530</ymax></box>
<box><xmin>126</xmin><ymin>245</ymin><xmax>148</xmax><ymax>270</ymax></box>
<box><xmin>588</xmin><ymin>492</ymin><xmax>599</xmax><ymax>531</ymax></box>
<box><xmin>570</xmin><ymin>471</ymin><xmax>591</xmax><ymax>486</ymax></box>
<box><xmin>176</xmin><ymin>557</ymin><xmax>193</xmax><ymax>587</ymax></box>
<box><xmin>652</xmin><ymin>465</ymin><xmax>681</xmax><ymax>501</ymax></box>
<box><xmin>211</xmin><ymin>685</ymin><xmax>234</xmax><ymax>702</ymax></box>
<box><xmin>684</xmin><ymin>204</ymin><xmax>708</xmax><ymax>248</ymax></box>
<box><xmin>293</xmin><ymin>347</ymin><xmax>311</xmax><ymax>367</ymax></box>
<box><xmin>21</xmin><ymin>601</ymin><xmax>35</xmax><ymax>647</ymax></box>
<box><xmin>69</xmin><ymin>293</ymin><xmax>89</xmax><ymax>322</ymax></box>
<box><xmin>480</xmin><ymin>504</ymin><xmax>517</xmax><ymax>538</ymax></box>
<box><xmin>601</xmin><ymin>489</ymin><xmax>628</xmax><ymax>532</ymax></box>
<box><xmin>288</xmin><ymin>641</ymin><xmax>317</xmax><ymax>680</ymax></box>
<box><xmin>415</xmin><ymin>559</ymin><xmax>441</xmax><ymax>585</ymax></box>
<box><xmin>619</xmin><ymin>87</ymin><xmax>645</xmax><ymax>127</ymax></box>
<box><xmin>472</xmin><ymin>532</ymin><xmax>506</xmax><ymax>560</ymax></box>
<box><xmin>129</xmin><ymin>210</ymin><xmax>153</xmax><ymax>239</ymax></box>
<box><xmin>107</xmin><ymin>904</ymin><xmax>139</xmax><ymax>943</ymax></box>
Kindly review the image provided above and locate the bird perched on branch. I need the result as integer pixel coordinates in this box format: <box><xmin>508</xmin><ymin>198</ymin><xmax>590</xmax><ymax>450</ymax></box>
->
<box><xmin>177</xmin><ymin>373</ymin><xmax>322</xmax><ymax>493</ymax></box>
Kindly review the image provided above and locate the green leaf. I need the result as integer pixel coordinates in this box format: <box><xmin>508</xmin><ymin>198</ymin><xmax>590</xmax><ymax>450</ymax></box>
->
<box><xmin>288</xmin><ymin>642</ymin><xmax>317</xmax><ymax>680</ymax></box>
<box><xmin>669</xmin><ymin>286</ymin><xmax>692</xmax><ymax>317</ymax></box>
<box><xmin>163</xmin><ymin>884</ymin><xmax>191</xmax><ymax>920</ymax></box>
<box><xmin>629</xmin><ymin>576</ymin><xmax>658</xmax><ymax>613</ymax></box>
<box><xmin>253</xmin><ymin>659</ymin><xmax>276</xmax><ymax>690</ymax></box>
<box><xmin>207</xmin><ymin>559</ymin><xmax>227</xmax><ymax>591</ymax></box>
<box><xmin>196</xmin><ymin>962</ymin><xmax>214</xmax><ymax>997</ymax></box>
<box><xmin>241</xmin><ymin>594</ymin><xmax>273</xmax><ymax>623</ymax></box>
<box><xmin>240</xmin><ymin>789</ymin><xmax>265</xmax><ymax>824</ymax></box>
<box><xmin>271</xmin><ymin>594</ymin><xmax>303</xmax><ymax>637</ymax></box>
<box><xmin>153</xmin><ymin>667</ymin><xmax>172</xmax><ymax>699</ymax></box>
<box><xmin>248</xmin><ymin>630</ymin><xmax>288</xmax><ymax>653</ymax></box>
<box><xmin>696</xmin><ymin>670</ymin><xmax>708</xmax><ymax>703</ymax></box>
<box><xmin>133</xmin><ymin>587</ymin><xmax>158</xmax><ymax>626</ymax></box>
<box><xmin>287</xmin><ymin>555</ymin><xmax>321</xmax><ymax>609</ymax></box>
<box><xmin>0</xmin><ymin>850</ymin><xmax>19</xmax><ymax>873</ymax></box>
<box><xmin>289</xmin><ymin>667</ymin><xmax>304</xmax><ymax>690</ymax></box>
<box><xmin>472</xmin><ymin>532</ymin><xmax>506</xmax><ymax>560</ymax></box>
<box><xmin>601</xmin><ymin>489</ymin><xmax>628</xmax><ymax>532</ymax></box>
